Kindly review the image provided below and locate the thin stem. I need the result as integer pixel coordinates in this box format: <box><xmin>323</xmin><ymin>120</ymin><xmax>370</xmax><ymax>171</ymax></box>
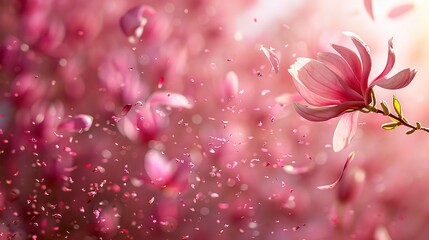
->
<box><xmin>367</xmin><ymin>106</ymin><xmax>429</xmax><ymax>133</ymax></box>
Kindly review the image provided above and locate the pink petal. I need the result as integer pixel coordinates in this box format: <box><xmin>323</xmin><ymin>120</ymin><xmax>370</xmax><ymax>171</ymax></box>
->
<box><xmin>113</xmin><ymin>104</ymin><xmax>133</xmax><ymax>122</ymax></box>
<box><xmin>343</xmin><ymin>32</ymin><xmax>372</xmax><ymax>92</ymax></box>
<box><xmin>117</xmin><ymin>114</ymin><xmax>138</xmax><ymax>141</ymax></box>
<box><xmin>292</xmin><ymin>72</ymin><xmax>342</xmax><ymax>107</ymax></box>
<box><xmin>371</xmin><ymin>38</ymin><xmax>395</xmax><ymax>84</ymax></box>
<box><xmin>364</xmin><ymin>0</ymin><xmax>375</xmax><ymax>20</ymax></box>
<box><xmin>147</xmin><ymin>92</ymin><xmax>193</xmax><ymax>109</ymax></box>
<box><xmin>283</xmin><ymin>162</ymin><xmax>315</xmax><ymax>175</ymax></box>
<box><xmin>294</xmin><ymin>101</ymin><xmax>365</xmax><ymax>122</ymax></box>
<box><xmin>260</xmin><ymin>45</ymin><xmax>280</xmax><ymax>73</ymax></box>
<box><xmin>57</xmin><ymin>114</ymin><xmax>93</xmax><ymax>132</ymax></box>
<box><xmin>374</xmin><ymin>68</ymin><xmax>417</xmax><ymax>90</ymax></box>
<box><xmin>224</xmin><ymin>71</ymin><xmax>239</xmax><ymax>99</ymax></box>
<box><xmin>333</xmin><ymin>111</ymin><xmax>359</xmax><ymax>152</ymax></box>
<box><xmin>119</xmin><ymin>5</ymin><xmax>156</xmax><ymax>43</ymax></box>
<box><xmin>136</xmin><ymin>108</ymin><xmax>161</xmax><ymax>142</ymax></box>
<box><xmin>144</xmin><ymin>150</ymin><xmax>176</xmax><ymax>184</ymax></box>
<box><xmin>388</xmin><ymin>3</ymin><xmax>414</xmax><ymax>19</ymax></box>
<box><xmin>337</xmin><ymin>168</ymin><xmax>366</xmax><ymax>202</ymax></box>
<box><xmin>290</xmin><ymin>58</ymin><xmax>361</xmax><ymax>102</ymax></box>
<box><xmin>275</xmin><ymin>93</ymin><xmax>303</xmax><ymax>105</ymax></box>
<box><xmin>317</xmin><ymin>152</ymin><xmax>355</xmax><ymax>190</ymax></box>
<box><xmin>331</xmin><ymin>44</ymin><xmax>362</xmax><ymax>82</ymax></box>
<box><xmin>317</xmin><ymin>52</ymin><xmax>361</xmax><ymax>94</ymax></box>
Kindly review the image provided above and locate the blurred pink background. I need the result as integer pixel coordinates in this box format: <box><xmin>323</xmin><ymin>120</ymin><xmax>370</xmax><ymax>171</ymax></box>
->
<box><xmin>1</xmin><ymin>0</ymin><xmax>429</xmax><ymax>239</ymax></box>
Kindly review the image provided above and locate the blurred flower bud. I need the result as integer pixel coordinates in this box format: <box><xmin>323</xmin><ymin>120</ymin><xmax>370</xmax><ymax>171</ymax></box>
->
<box><xmin>337</xmin><ymin>167</ymin><xmax>366</xmax><ymax>203</ymax></box>
<box><xmin>35</xmin><ymin>20</ymin><xmax>65</xmax><ymax>53</ymax></box>
<box><xmin>11</xmin><ymin>72</ymin><xmax>46</xmax><ymax>107</ymax></box>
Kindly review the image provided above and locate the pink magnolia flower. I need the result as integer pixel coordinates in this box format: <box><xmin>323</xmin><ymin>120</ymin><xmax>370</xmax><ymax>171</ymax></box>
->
<box><xmin>289</xmin><ymin>32</ymin><xmax>416</xmax><ymax>151</ymax></box>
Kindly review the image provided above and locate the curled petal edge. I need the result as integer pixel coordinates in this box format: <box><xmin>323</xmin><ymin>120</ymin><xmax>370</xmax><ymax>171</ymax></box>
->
<box><xmin>317</xmin><ymin>151</ymin><xmax>355</xmax><ymax>190</ymax></box>
<box><xmin>372</xmin><ymin>38</ymin><xmax>396</xmax><ymax>82</ymax></box>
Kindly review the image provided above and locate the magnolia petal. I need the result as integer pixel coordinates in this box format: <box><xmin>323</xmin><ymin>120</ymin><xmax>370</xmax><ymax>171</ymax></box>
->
<box><xmin>343</xmin><ymin>32</ymin><xmax>372</xmax><ymax>92</ymax></box>
<box><xmin>333</xmin><ymin>111</ymin><xmax>359</xmax><ymax>152</ymax></box>
<box><xmin>260</xmin><ymin>45</ymin><xmax>280</xmax><ymax>73</ymax></box>
<box><xmin>291</xmin><ymin>73</ymin><xmax>342</xmax><ymax>107</ymax></box>
<box><xmin>317</xmin><ymin>52</ymin><xmax>362</xmax><ymax>94</ymax></box>
<box><xmin>283</xmin><ymin>162</ymin><xmax>315</xmax><ymax>175</ymax></box>
<box><xmin>147</xmin><ymin>92</ymin><xmax>193</xmax><ymax>109</ymax></box>
<box><xmin>337</xmin><ymin>168</ymin><xmax>366</xmax><ymax>202</ymax></box>
<box><xmin>144</xmin><ymin>150</ymin><xmax>176</xmax><ymax>184</ymax></box>
<box><xmin>290</xmin><ymin>58</ymin><xmax>360</xmax><ymax>102</ymax></box>
<box><xmin>331</xmin><ymin>44</ymin><xmax>362</xmax><ymax>82</ymax></box>
<box><xmin>317</xmin><ymin>152</ymin><xmax>355</xmax><ymax>190</ymax></box>
<box><xmin>117</xmin><ymin>114</ymin><xmax>138</xmax><ymax>141</ymax></box>
<box><xmin>119</xmin><ymin>5</ymin><xmax>156</xmax><ymax>43</ymax></box>
<box><xmin>364</xmin><ymin>0</ymin><xmax>374</xmax><ymax>20</ymax></box>
<box><xmin>57</xmin><ymin>114</ymin><xmax>93</xmax><ymax>132</ymax></box>
<box><xmin>372</xmin><ymin>38</ymin><xmax>396</xmax><ymax>83</ymax></box>
<box><xmin>374</xmin><ymin>68</ymin><xmax>416</xmax><ymax>90</ymax></box>
<box><xmin>275</xmin><ymin>93</ymin><xmax>303</xmax><ymax>106</ymax></box>
<box><xmin>224</xmin><ymin>71</ymin><xmax>239</xmax><ymax>99</ymax></box>
<box><xmin>294</xmin><ymin>102</ymin><xmax>364</xmax><ymax>122</ymax></box>
<box><xmin>388</xmin><ymin>3</ymin><xmax>414</xmax><ymax>19</ymax></box>
<box><xmin>113</xmin><ymin>104</ymin><xmax>133</xmax><ymax>122</ymax></box>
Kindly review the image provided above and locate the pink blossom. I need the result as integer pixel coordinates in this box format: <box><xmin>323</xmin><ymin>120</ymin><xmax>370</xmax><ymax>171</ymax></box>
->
<box><xmin>144</xmin><ymin>150</ymin><xmax>176</xmax><ymax>186</ymax></box>
<box><xmin>116</xmin><ymin>92</ymin><xmax>193</xmax><ymax>142</ymax></box>
<box><xmin>289</xmin><ymin>32</ymin><xmax>416</xmax><ymax>151</ymax></box>
<box><xmin>57</xmin><ymin>114</ymin><xmax>93</xmax><ymax>132</ymax></box>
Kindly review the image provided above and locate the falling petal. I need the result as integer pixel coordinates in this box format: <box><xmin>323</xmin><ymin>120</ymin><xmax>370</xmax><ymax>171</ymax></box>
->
<box><xmin>260</xmin><ymin>45</ymin><xmax>280</xmax><ymax>73</ymax></box>
<box><xmin>144</xmin><ymin>150</ymin><xmax>176</xmax><ymax>184</ymax></box>
<box><xmin>283</xmin><ymin>162</ymin><xmax>315</xmax><ymax>175</ymax></box>
<box><xmin>113</xmin><ymin>104</ymin><xmax>133</xmax><ymax>122</ymax></box>
<box><xmin>57</xmin><ymin>114</ymin><xmax>93</xmax><ymax>132</ymax></box>
<box><xmin>261</xmin><ymin>90</ymin><xmax>270</xmax><ymax>96</ymax></box>
<box><xmin>333</xmin><ymin>111</ymin><xmax>359</xmax><ymax>152</ymax></box>
<box><xmin>337</xmin><ymin>168</ymin><xmax>366</xmax><ymax>202</ymax></box>
<box><xmin>317</xmin><ymin>152</ymin><xmax>355</xmax><ymax>190</ymax></box>
<box><xmin>224</xmin><ymin>71</ymin><xmax>239</xmax><ymax>99</ymax></box>
<box><xmin>364</xmin><ymin>0</ymin><xmax>374</xmax><ymax>20</ymax></box>
<box><xmin>147</xmin><ymin>92</ymin><xmax>193</xmax><ymax>109</ymax></box>
<box><xmin>275</xmin><ymin>93</ymin><xmax>303</xmax><ymax>105</ymax></box>
<box><xmin>388</xmin><ymin>3</ymin><xmax>414</xmax><ymax>19</ymax></box>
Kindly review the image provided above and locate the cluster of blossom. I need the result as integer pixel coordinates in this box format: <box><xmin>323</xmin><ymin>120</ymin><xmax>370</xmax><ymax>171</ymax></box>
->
<box><xmin>1</xmin><ymin>0</ymin><xmax>428</xmax><ymax>239</ymax></box>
